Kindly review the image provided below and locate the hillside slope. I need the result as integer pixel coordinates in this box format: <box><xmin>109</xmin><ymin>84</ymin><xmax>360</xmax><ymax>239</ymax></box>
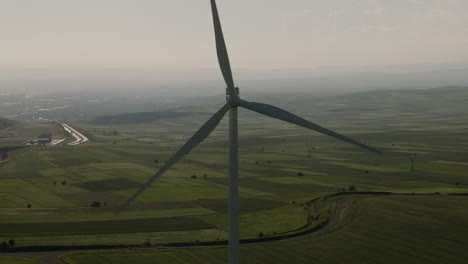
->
<box><xmin>88</xmin><ymin>111</ymin><xmax>210</xmax><ymax>125</ymax></box>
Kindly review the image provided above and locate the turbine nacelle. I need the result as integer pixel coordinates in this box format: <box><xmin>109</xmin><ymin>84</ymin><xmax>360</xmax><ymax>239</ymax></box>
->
<box><xmin>226</xmin><ymin>87</ymin><xmax>240</xmax><ymax>106</ymax></box>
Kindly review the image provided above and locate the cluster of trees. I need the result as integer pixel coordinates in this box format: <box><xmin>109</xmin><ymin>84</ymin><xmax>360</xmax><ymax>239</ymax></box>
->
<box><xmin>103</xmin><ymin>130</ymin><xmax>119</xmax><ymax>136</ymax></box>
<box><xmin>190</xmin><ymin>174</ymin><xmax>208</xmax><ymax>179</ymax></box>
<box><xmin>341</xmin><ymin>186</ymin><xmax>356</xmax><ymax>192</ymax></box>
<box><xmin>142</xmin><ymin>239</ymin><xmax>151</xmax><ymax>247</ymax></box>
<box><xmin>254</xmin><ymin>161</ymin><xmax>272</xmax><ymax>165</ymax></box>
<box><xmin>90</xmin><ymin>201</ymin><xmax>107</xmax><ymax>208</ymax></box>
<box><xmin>53</xmin><ymin>181</ymin><xmax>67</xmax><ymax>185</ymax></box>
<box><xmin>1</xmin><ymin>239</ymin><xmax>15</xmax><ymax>252</ymax></box>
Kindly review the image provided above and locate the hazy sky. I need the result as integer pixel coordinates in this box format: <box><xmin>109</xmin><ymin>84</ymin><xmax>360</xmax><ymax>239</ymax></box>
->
<box><xmin>1</xmin><ymin>0</ymin><xmax>468</xmax><ymax>70</ymax></box>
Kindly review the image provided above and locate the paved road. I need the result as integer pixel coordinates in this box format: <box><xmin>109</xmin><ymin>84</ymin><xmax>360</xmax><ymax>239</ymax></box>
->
<box><xmin>60</xmin><ymin>123</ymin><xmax>89</xmax><ymax>145</ymax></box>
<box><xmin>2</xmin><ymin>198</ymin><xmax>355</xmax><ymax>264</ymax></box>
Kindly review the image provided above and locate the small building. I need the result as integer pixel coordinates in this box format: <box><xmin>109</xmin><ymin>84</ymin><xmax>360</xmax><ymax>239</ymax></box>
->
<box><xmin>36</xmin><ymin>134</ymin><xmax>52</xmax><ymax>145</ymax></box>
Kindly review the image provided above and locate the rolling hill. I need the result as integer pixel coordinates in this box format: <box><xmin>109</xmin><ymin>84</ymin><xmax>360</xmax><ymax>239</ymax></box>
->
<box><xmin>88</xmin><ymin>111</ymin><xmax>210</xmax><ymax>125</ymax></box>
<box><xmin>86</xmin><ymin>86</ymin><xmax>468</xmax><ymax>126</ymax></box>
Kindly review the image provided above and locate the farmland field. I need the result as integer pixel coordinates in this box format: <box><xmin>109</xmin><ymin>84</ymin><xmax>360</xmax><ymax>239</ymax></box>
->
<box><xmin>1</xmin><ymin>87</ymin><xmax>468</xmax><ymax>263</ymax></box>
<box><xmin>61</xmin><ymin>195</ymin><xmax>468</xmax><ymax>264</ymax></box>
<box><xmin>0</xmin><ymin>257</ymin><xmax>44</xmax><ymax>264</ymax></box>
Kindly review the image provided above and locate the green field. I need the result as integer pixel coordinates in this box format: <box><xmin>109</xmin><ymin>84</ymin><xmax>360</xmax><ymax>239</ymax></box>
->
<box><xmin>1</xmin><ymin>87</ymin><xmax>468</xmax><ymax>263</ymax></box>
<box><xmin>0</xmin><ymin>257</ymin><xmax>44</xmax><ymax>264</ymax></box>
<box><xmin>61</xmin><ymin>195</ymin><xmax>468</xmax><ymax>264</ymax></box>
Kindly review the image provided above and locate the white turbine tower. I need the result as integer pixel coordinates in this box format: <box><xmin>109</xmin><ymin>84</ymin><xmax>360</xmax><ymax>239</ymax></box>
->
<box><xmin>120</xmin><ymin>1</ymin><xmax>381</xmax><ymax>263</ymax></box>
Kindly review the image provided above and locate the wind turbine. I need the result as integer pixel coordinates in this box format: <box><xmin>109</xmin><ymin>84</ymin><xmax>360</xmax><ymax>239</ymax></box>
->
<box><xmin>120</xmin><ymin>0</ymin><xmax>381</xmax><ymax>263</ymax></box>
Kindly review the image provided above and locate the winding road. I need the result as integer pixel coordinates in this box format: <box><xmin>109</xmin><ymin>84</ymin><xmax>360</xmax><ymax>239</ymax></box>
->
<box><xmin>1</xmin><ymin>197</ymin><xmax>356</xmax><ymax>264</ymax></box>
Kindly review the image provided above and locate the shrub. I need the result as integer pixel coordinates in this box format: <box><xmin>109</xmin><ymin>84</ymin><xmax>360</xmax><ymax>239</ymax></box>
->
<box><xmin>297</xmin><ymin>172</ymin><xmax>304</xmax><ymax>176</ymax></box>
<box><xmin>8</xmin><ymin>239</ymin><xmax>15</xmax><ymax>247</ymax></box>
<box><xmin>142</xmin><ymin>239</ymin><xmax>152</xmax><ymax>247</ymax></box>
<box><xmin>90</xmin><ymin>201</ymin><xmax>102</xmax><ymax>208</ymax></box>
<box><xmin>1</xmin><ymin>241</ymin><xmax>10</xmax><ymax>252</ymax></box>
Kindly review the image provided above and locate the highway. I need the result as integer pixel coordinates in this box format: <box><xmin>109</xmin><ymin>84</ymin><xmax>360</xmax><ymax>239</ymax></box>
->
<box><xmin>60</xmin><ymin>123</ymin><xmax>89</xmax><ymax>145</ymax></box>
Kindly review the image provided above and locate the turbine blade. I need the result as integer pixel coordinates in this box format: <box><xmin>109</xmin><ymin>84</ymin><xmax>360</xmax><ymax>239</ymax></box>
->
<box><xmin>239</xmin><ymin>100</ymin><xmax>381</xmax><ymax>154</ymax></box>
<box><xmin>118</xmin><ymin>104</ymin><xmax>231</xmax><ymax>212</ymax></box>
<box><xmin>210</xmin><ymin>0</ymin><xmax>235</xmax><ymax>91</ymax></box>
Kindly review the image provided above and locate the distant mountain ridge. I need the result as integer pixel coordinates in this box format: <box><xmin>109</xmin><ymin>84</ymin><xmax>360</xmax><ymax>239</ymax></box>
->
<box><xmin>1</xmin><ymin>61</ymin><xmax>468</xmax><ymax>94</ymax></box>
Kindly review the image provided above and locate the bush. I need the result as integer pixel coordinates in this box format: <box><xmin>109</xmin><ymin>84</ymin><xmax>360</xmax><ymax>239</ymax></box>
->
<box><xmin>8</xmin><ymin>239</ymin><xmax>15</xmax><ymax>247</ymax></box>
<box><xmin>142</xmin><ymin>239</ymin><xmax>152</xmax><ymax>247</ymax></box>
<box><xmin>258</xmin><ymin>232</ymin><xmax>264</xmax><ymax>238</ymax></box>
<box><xmin>1</xmin><ymin>241</ymin><xmax>9</xmax><ymax>252</ymax></box>
<box><xmin>297</xmin><ymin>172</ymin><xmax>304</xmax><ymax>176</ymax></box>
<box><xmin>191</xmin><ymin>175</ymin><xmax>197</xmax><ymax>179</ymax></box>
<box><xmin>90</xmin><ymin>201</ymin><xmax>102</xmax><ymax>208</ymax></box>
